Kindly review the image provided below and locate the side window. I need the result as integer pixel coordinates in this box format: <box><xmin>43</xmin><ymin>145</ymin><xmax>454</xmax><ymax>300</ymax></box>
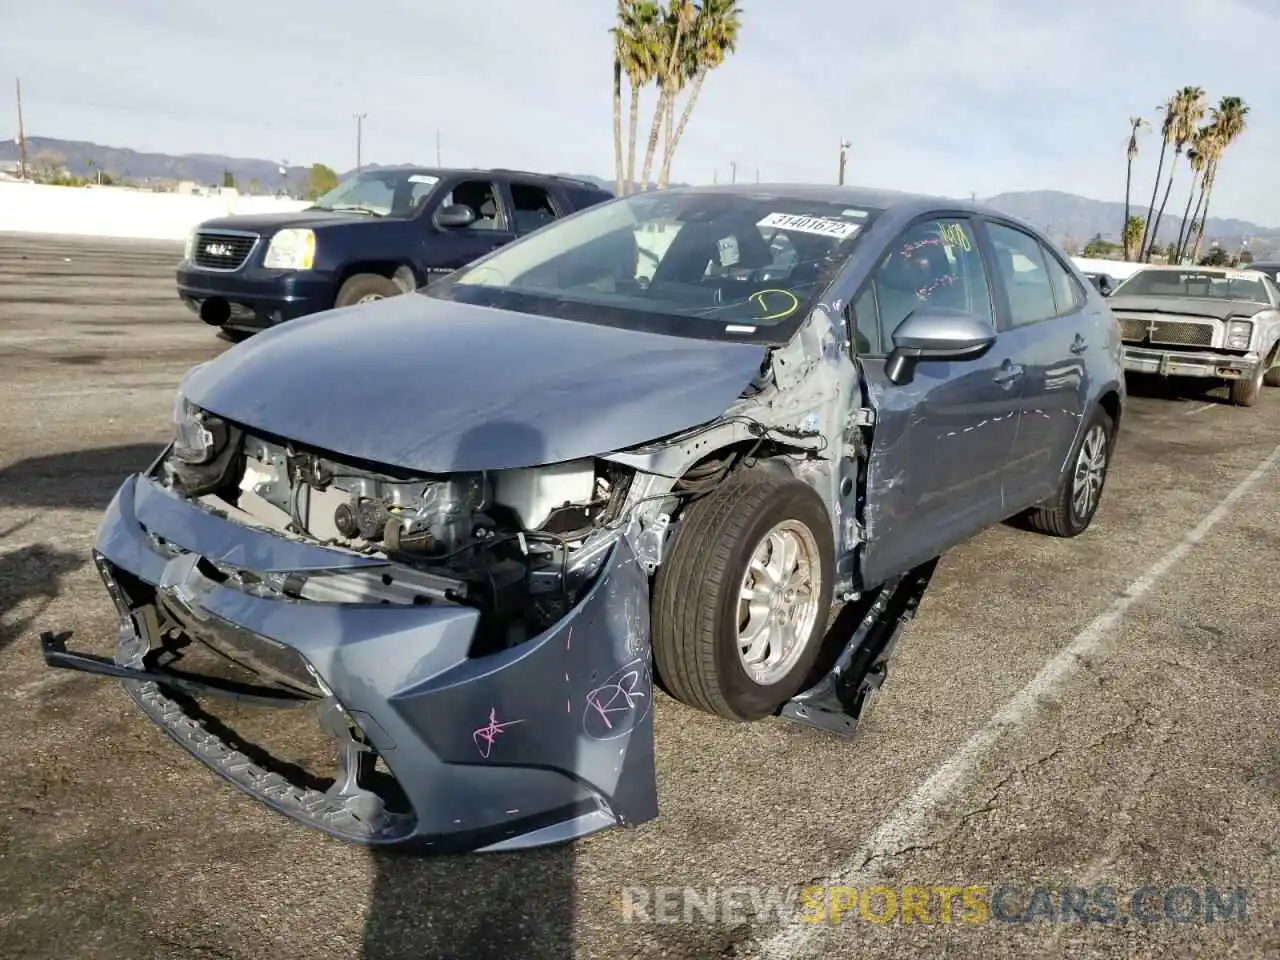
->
<box><xmin>986</xmin><ymin>222</ymin><xmax>1059</xmax><ymax>326</ymax></box>
<box><xmin>565</xmin><ymin>187</ymin><xmax>611</xmax><ymax>211</ymax></box>
<box><xmin>1041</xmin><ymin>248</ymin><xmax>1085</xmax><ymax>314</ymax></box>
<box><xmin>850</xmin><ymin>217</ymin><xmax>993</xmax><ymax>356</ymax></box>
<box><xmin>510</xmin><ymin>183</ymin><xmax>559</xmax><ymax>234</ymax></box>
<box><xmin>438</xmin><ymin>180</ymin><xmax>504</xmax><ymax>231</ymax></box>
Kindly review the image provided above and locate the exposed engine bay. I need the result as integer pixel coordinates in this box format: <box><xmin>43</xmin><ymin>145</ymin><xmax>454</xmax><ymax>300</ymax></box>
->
<box><xmin>163</xmin><ymin>428</ymin><xmax>643</xmax><ymax>654</ymax></box>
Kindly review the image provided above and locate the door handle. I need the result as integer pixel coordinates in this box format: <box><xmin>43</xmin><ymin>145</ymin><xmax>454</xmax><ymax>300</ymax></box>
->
<box><xmin>993</xmin><ymin>360</ymin><xmax>1023</xmax><ymax>385</ymax></box>
<box><xmin>1070</xmin><ymin>334</ymin><xmax>1088</xmax><ymax>354</ymax></box>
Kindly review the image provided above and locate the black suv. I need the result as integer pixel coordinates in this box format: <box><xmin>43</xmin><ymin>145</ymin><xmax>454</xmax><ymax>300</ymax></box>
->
<box><xmin>176</xmin><ymin>167</ymin><xmax>613</xmax><ymax>337</ymax></box>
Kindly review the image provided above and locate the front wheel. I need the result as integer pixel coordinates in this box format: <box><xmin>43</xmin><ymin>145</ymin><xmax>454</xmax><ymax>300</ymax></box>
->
<box><xmin>334</xmin><ymin>273</ymin><xmax>402</xmax><ymax>308</ymax></box>
<box><xmin>651</xmin><ymin>470</ymin><xmax>835</xmax><ymax>721</ymax></box>
<box><xmin>1025</xmin><ymin>406</ymin><xmax>1115</xmax><ymax>538</ymax></box>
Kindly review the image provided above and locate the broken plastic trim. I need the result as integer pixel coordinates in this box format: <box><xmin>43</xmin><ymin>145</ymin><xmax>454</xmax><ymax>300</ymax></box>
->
<box><xmin>779</xmin><ymin>558</ymin><xmax>939</xmax><ymax>736</ymax></box>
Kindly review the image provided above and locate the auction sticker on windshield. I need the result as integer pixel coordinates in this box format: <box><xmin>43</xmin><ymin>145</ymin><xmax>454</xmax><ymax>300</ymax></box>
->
<box><xmin>757</xmin><ymin>213</ymin><xmax>860</xmax><ymax>239</ymax></box>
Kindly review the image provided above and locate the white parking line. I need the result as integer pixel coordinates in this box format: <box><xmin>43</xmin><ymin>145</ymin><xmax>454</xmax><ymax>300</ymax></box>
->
<box><xmin>1183</xmin><ymin>402</ymin><xmax>1217</xmax><ymax>415</ymax></box>
<box><xmin>760</xmin><ymin>439</ymin><xmax>1280</xmax><ymax>959</ymax></box>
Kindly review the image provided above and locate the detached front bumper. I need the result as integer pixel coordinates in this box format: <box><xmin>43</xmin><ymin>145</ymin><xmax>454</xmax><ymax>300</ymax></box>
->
<box><xmin>176</xmin><ymin>264</ymin><xmax>335</xmax><ymax>332</ymax></box>
<box><xmin>1121</xmin><ymin>345</ymin><xmax>1258</xmax><ymax>380</ymax></box>
<box><xmin>44</xmin><ymin>471</ymin><xmax>657</xmax><ymax>853</ymax></box>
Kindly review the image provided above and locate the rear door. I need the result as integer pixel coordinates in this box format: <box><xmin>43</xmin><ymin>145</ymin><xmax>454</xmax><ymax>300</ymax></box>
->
<box><xmin>977</xmin><ymin>219</ymin><xmax>1090</xmax><ymax>509</ymax></box>
<box><xmin>502</xmin><ymin>178</ymin><xmax>568</xmax><ymax>236</ymax></box>
<box><xmin>419</xmin><ymin>176</ymin><xmax>516</xmax><ymax>277</ymax></box>
<box><xmin>854</xmin><ymin>213</ymin><xmax>1023</xmax><ymax>589</ymax></box>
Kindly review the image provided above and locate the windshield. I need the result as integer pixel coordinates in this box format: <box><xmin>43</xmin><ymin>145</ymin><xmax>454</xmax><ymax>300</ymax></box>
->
<box><xmin>425</xmin><ymin>190</ymin><xmax>879</xmax><ymax>343</ymax></box>
<box><xmin>1114</xmin><ymin>268</ymin><xmax>1271</xmax><ymax>303</ymax></box>
<box><xmin>309</xmin><ymin>169</ymin><xmax>442</xmax><ymax>218</ymax></box>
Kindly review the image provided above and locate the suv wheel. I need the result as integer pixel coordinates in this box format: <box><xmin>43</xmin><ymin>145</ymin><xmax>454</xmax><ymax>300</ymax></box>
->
<box><xmin>651</xmin><ymin>470</ymin><xmax>835</xmax><ymax>721</ymax></box>
<box><xmin>1025</xmin><ymin>405</ymin><xmax>1115</xmax><ymax>538</ymax></box>
<box><xmin>335</xmin><ymin>273</ymin><xmax>402</xmax><ymax>308</ymax></box>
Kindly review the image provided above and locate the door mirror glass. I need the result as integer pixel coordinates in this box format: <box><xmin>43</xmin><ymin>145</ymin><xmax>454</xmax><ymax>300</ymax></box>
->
<box><xmin>435</xmin><ymin>204</ymin><xmax>477</xmax><ymax>229</ymax></box>
<box><xmin>885</xmin><ymin>309</ymin><xmax>996</xmax><ymax>384</ymax></box>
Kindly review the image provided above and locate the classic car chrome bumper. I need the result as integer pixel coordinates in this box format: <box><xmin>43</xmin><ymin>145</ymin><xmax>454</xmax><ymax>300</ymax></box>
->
<box><xmin>1121</xmin><ymin>345</ymin><xmax>1259</xmax><ymax>380</ymax></box>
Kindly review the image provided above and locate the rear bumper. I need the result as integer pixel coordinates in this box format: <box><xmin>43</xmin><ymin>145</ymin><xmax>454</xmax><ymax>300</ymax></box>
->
<box><xmin>176</xmin><ymin>263</ymin><xmax>335</xmax><ymax>331</ymax></box>
<box><xmin>46</xmin><ymin>469</ymin><xmax>657</xmax><ymax>852</ymax></box>
<box><xmin>1121</xmin><ymin>345</ymin><xmax>1258</xmax><ymax>380</ymax></box>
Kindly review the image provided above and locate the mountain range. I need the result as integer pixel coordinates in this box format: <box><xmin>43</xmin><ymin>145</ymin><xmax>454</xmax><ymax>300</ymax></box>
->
<box><xmin>2</xmin><ymin>137</ymin><xmax>1276</xmax><ymax>253</ymax></box>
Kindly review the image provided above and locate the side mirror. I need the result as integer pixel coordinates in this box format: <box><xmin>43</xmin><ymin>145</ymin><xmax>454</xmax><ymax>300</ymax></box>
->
<box><xmin>885</xmin><ymin>309</ymin><xmax>997</xmax><ymax>384</ymax></box>
<box><xmin>435</xmin><ymin>204</ymin><xmax>476</xmax><ymax>229</ymax></box>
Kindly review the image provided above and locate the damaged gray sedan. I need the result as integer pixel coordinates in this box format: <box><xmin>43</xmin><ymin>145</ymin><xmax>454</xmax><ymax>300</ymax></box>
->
<box><xmin>43</xmin><ymin>184</ymin><xmax>1125</xmax><ymax>852</ymax></box>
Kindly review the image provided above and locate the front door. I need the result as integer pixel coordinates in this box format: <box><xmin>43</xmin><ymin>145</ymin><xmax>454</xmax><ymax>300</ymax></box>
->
<box><xmin>420</xmin><ymin>178</ymin><xmax>516</xmax><ymax>279</ymax></box>
<box><xmin>852</xmin><ymin>215</ymin><xmax>1024</xmax><ymax>589</ymax></box>
<box><xmin>979</xmin><ymin>220</ymin><xmax>1090</xmax><ymax>509</ymax></box>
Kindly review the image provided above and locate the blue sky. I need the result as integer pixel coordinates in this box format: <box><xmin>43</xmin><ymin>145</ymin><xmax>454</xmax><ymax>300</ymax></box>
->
<box><xmin>3</xmin><ymin>0</ymin><xmax>1278</xmax><ymax>224</ymax></box>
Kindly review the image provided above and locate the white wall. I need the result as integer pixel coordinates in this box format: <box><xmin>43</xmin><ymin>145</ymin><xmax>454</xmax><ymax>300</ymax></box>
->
<box><xmin>0</xmin><ymin>181</ymin><xmax>312</xmax><ymax>241</ymax></box>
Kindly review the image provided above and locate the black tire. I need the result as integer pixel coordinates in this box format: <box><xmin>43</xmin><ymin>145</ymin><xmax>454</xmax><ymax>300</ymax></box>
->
<box><xmin>1229</xmin><ymin>365</ymin><xmax>1264</xmax><ymax>406</ymax></box>
<box><xmin>1259</xmin><ymin>350</ymin><xmax>1280</xmax><ymax>389</ymax></box>
<box><xmin>334</xmin><ymin>273</ymin><xmax>401</xmax><ymax>308</ymax></box>
<box><xmin>650</xmin><ymin>469</ymin><xmax>835</xmax><ymax>721</ymax></box>
<box><xmin>1025</xmin><ymin>405</ymin><xmax>1115</xmax><ymax>538</ymax></box>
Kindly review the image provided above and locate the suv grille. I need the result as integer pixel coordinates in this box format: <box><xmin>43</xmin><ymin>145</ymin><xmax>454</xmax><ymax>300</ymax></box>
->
<box><xmin>192</xmin><ymin>231</ymin><xmax>258</xmax><ymax>270</ymax></box>
<box><xmin>1117</xmin><ymin>316</ymin><xmax>1213</xmax><ymax>347</ymax></box>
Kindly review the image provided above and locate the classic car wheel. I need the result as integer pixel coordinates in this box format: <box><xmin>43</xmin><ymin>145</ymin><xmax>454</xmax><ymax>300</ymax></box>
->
<box><xmin>335</xmin><ymin>273</ymin><xmax>401</xmax><ymax>308</ymax></box>
<box><xmin>1229</xmin><ymin>364</ymin><xmax>1265</xmax><ymax>406</ymax></box>
<box><xmin>1025</xmin><ymin>406</ymin><xmax>1114</xmax><ymax>538</ymax></box>
<box><xmin>651</xmin><ymin>469</ymin><xmax>835</xmax><ymax>721</ymax></box>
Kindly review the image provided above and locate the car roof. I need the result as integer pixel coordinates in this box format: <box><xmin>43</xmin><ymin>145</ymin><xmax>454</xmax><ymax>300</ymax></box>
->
<box><xmin>660</xmin><ymin>182</ymin><xmax>990</xmax><ymax>216</ymax></box>
<box><xmin>1125</xmin><ymin>264</ymin><xmax>1263</xmax><ymax>274</ymax></box>
<box><xmin>360</xmin><ymin>165</ymin><xmax>607</xmax><ymax>190</ymax></box>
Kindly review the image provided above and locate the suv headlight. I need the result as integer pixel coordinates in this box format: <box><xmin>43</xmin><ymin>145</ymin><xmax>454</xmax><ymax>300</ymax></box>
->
<box><xmin>263</xmin><ymin>229</ymin><xmax>316</xmax><ymax>269</ymax></box>
<box><xmin>1225</xmin><ymin>319</ymin><xmax>1253</xmax><ymax>350</ymax></box>
<box><xmin>171</xmin><ymin>393</ymin><xmax>228</xmax><ymax>465</ymax></box>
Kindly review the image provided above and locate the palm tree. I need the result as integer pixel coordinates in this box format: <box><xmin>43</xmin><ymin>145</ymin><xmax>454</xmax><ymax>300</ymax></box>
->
<box><xmin>1143</xmin><ymin>86</ymin><xmax>1205</xmax><ymax>261</ymax></box>
<box><xmin>1178</xmin><ymin>129</ymin><xmax>1219</xmax><ymax>263</ymax></box>
<box><xmin>611</xmin><ymin>1</ymin><xmax>662</xmax><ymax>195</ymax></box>
<box><xmin>1123</xmin><ymin>216</ymin><xmax>1145</xmax><ymax>262</ymax></box>
<box><xmin>1172</xmin><ymin>124</ymin><xmax>1214</xmax><ymax>263</ymax></box>
<box><xmin>612</xmin><ymin>49</ymin><xmax>624</xmax><ymax>195</ymax></box>
<box><xmin>638</xmin><ymin>1</ymin><xmax>695</xmax><ymax>195</ymax></box>
<box><xmin>1138</xmin><ymin>95</ymin><xmax>1177</xmax><ymax>263</ymax></box>
<box><xmin>1189</xmin><ymin>96</ymin><xmax>1249</xmax><ymax>261</ymax></box>
<box><xmin>1122</xmin><ymin>116</ymin><xmax>1147</xmax><ymax>260</ymax></box>
<box><xmin>657</xmin><ymin>0</ymin><xmax>743</xmax><ymax>188</ymax></box>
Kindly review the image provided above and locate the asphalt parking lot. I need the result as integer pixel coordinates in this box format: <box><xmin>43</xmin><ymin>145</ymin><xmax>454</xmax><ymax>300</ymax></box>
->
<box><xmin>0</xmin><ymin>232</ymin><xmax>1277</xmax><ymax>960</ymax></box>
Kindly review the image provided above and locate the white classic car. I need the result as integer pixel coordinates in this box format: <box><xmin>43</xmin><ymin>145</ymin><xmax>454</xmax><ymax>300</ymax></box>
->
<box><xmin>1108</xmin><ymin>264</ymin><xmax>1280</xmax><ymax>406</ymax></box>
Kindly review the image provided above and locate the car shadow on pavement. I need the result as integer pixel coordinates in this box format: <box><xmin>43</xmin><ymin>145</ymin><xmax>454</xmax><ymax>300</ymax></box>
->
<box><xmin>1123</xmin><ymin>371</ymin><xmax>1229</xmax><ymax>404</ymax></box>
<box><xmin>0</xmin><ymin>443</ymin><xmax>165</xmax><ymax>510</ymax></box>
<box><xmin>0</xmin><ymin>521</ymin><xmax>86</xmax><ymax>653</ymax></box>
<box><xmin>363</xmin><ymin>846</ymin><xmax>576</xmax><ymax>959</ymax></box>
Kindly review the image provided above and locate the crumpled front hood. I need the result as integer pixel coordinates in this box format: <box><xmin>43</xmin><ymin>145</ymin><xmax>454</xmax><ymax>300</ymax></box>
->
<box><xmin>1108</xmin><ymin>295</ymin><xmax>1268</xmax><ymax>321</ymax></box>
<box><xmin>180</xmin><ymin>294</ymin><xmax>769</xmax><ymax>473</ymax></box>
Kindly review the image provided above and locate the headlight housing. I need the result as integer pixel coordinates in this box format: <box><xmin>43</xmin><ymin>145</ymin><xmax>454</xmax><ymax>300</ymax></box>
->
<box><xmin>1225</xmin><ymin>319</ymin><xmax>1253</xmax><ymax>351</ymax></box>
<box><xmin>263</xmin><ymin>229</ymin><xmax>316</xmax><ymax>270</ymax></box>
<box><xmin>171</xmin><ymin>393</ymin><xmax>228</xmax><ymax>465</ymax></box>
<box><xmin>183</xmin><ymin>229</ymin><xmax>196</xmax><ymax>262</ymax></box>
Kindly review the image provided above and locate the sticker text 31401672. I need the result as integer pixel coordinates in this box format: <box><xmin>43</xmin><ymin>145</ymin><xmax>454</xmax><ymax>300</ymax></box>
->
<box><xmin>757</xmin><ymin>213</ymin><xmax>860</xmax><ymax>240</ymax></box>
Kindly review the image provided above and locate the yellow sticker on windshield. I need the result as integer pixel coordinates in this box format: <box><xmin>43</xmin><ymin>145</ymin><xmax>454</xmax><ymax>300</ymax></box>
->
<box><xmin>749</xmin><ymin>289</ymin><xmax>799</xmax><ymax>321</ymax></box>
<box><xmin>938</xmin><ymin>222</ymin><xmax>972</xmax><ymax>252</ymax></box>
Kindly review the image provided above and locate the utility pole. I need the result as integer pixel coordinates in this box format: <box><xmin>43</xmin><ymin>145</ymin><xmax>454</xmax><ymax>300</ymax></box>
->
<box><xmin>15</xmin><ymin>77</ymin><xmax>27</xmax><ymax>180</ymax></box>
<box><xmin>837</xmin><ymin>138</ymin><xmax>850</xmax><ymax>185</ymax></box>
<box><xmin>353</xmin><ymin>112</ymin><xmax>367</xmax><ymax>171</ymax></box>
<box><xmin>730</xmin><ymin>160</ymin><xmax>737</xmax><ymax>184</ymax></box>
<box><xmin>712</xmin><ymin>168</ymin><xmax>717</xmax><ymax>184</ymax></box>
<box><xmin>435</xmin><ymin>128</ymin><xmax>441</xmax><ymax>167</ymax></box>
<box><xmin>755</xmin><ymin>168</ymin><xmax>759</xmax><ymax>183</ymax></box>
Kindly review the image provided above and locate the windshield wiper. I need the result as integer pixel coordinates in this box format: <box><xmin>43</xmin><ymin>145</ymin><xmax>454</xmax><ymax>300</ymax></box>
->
<box><xmin>326</xmin><ymin>205</ymin><xmax>385</xmax><ymax>217</ymax></box>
